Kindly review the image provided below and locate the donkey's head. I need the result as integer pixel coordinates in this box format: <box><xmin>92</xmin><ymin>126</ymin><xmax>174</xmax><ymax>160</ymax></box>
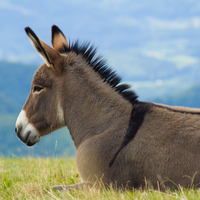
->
<box><xmin>15</xmin><ymin>26</ymin><xmax>70</xmax><ymax>146</ymax></box>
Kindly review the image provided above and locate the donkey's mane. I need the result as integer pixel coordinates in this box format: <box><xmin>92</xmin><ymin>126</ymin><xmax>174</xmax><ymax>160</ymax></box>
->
<box><xmin>61</xmin><ymin>41</ymin><xmax>138</xmax><ymax>105</ymax></box>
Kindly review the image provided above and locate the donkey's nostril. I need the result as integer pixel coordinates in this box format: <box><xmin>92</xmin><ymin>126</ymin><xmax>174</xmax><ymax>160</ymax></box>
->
<box><xmin>15</xmin><ymin>126</ymin><xmax>22</xmax><ymax>136</ymax></box>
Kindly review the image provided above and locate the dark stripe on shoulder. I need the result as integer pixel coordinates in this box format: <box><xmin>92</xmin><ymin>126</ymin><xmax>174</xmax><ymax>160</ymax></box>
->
<box><xmin>109</xmin><ymin>102</ymin><xmax>149</xmax><ymax>167</ymax></box>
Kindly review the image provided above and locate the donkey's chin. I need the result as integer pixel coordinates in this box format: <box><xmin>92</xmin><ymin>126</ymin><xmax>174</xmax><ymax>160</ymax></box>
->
<box><xmin>25</xmin><ymin>131</ymin><xmax>41</xmax><ymax>146</ymax></box>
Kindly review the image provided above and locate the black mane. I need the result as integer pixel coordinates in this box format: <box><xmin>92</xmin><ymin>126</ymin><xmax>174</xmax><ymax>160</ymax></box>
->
<box><xmin>62</xmin><ymin>41</ymin><xmax>138</xmax><ymax>105</ymax></box>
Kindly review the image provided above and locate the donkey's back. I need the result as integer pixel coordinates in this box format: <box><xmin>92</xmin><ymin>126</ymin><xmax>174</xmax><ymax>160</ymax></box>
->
<box><xmin>74</xmin><ymin>102</ymin><xmax>200</xmax><ymax>190</ymax></box>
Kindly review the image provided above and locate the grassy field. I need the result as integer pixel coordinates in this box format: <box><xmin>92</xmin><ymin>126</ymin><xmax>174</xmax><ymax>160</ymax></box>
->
<box><xmin>1</xmin><ymin>158</ymin><xmax>200</xmax><ymax>200</ymax></box>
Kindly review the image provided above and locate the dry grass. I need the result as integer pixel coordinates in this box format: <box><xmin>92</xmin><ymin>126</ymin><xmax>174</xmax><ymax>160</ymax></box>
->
<box><xmin>0</xmin><ymin>157</ymin><xmax>200</xmax><ymax>200</ymax></box>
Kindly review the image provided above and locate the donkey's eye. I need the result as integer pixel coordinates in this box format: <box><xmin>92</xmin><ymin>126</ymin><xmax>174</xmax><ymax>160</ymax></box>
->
<box><xmin>33</xmin><ymin>86</ymin><xmax>44</xmax><ymax>93</ymax></box>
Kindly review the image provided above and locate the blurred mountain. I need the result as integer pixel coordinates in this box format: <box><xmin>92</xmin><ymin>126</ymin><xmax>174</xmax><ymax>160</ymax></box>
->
<box><xmin>1</xmin><ymin>0</ymin><xmax>200</xmax><ymax>99</ymax></box>
<box><xmin>151</xmin><ymin>84</ymin><xmax>200</xmax><ymax>108</ymax></box>
<box><xmin>1</xmin><ymin>60</ymin><xmax>200</xmax><ymax>157</ymax></box>
<box><xmin>0</xmin><ymin>61</ymin><xmax>76</xmax><ymax>157</ymax></box>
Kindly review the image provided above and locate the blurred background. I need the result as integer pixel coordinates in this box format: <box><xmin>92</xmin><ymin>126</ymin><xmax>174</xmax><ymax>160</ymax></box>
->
<box><xmin>1</xmin><ymin>0</ymin><xmax>200</xmax><ymax>157</ymax></box>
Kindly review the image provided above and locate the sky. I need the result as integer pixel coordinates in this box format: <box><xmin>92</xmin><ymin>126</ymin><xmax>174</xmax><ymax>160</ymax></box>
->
<box><xmin>1</xmin><ymin>0</ymin><xmax>200</xmax><ymax>99</ymax></box>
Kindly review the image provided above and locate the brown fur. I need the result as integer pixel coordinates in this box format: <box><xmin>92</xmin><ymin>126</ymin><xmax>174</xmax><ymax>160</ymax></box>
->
<box><xmin>15</xmin><ymin>26</ymin><xmax>200</xmax><ymax>191</ymax></box>
<box><xmin>127</xmin><ymin>104</ymin><xmax>200</xmax><ymax>189</ymax></box>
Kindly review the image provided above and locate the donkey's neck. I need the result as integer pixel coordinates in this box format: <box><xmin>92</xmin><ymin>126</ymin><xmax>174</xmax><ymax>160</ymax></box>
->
<box><xmin>63</xmin><ymin>61</ymin><xmax>133</xmax><ymax>148</ymax></box>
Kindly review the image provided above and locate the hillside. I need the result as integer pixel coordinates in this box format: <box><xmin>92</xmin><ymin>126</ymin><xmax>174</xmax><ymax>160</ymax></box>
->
<box><xmin>1</xmin><ymin>60</ymin><xmax>200</xmax><ymax>157</ymax></box>
<box><xmin>152</xmin><ymin>84</ymin><xmax>200</xmax><ymax>108</ymax></box>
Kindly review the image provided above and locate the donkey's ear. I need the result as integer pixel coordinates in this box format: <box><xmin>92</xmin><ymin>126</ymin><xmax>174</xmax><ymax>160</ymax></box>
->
<box><xmin>25</xmin><ymin>27</ymin><xmax>60</xmax><ymax>68</ymax></box>
<box><xmin>51</xmin><ymin>25</ymin><xmax>69</xmax><ymax>52</ymax></box>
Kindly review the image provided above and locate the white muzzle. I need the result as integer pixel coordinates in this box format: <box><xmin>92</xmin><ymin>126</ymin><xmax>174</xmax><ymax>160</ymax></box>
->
<box><xmin>15</xmin><ymin>110</ymin><xmax>41</xmax><ymax>146</ymax></box>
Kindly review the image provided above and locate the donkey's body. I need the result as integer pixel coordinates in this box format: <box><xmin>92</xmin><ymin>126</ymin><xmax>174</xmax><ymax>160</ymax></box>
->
<box><xmin>76</xmin><ymin>103</ymin><xmax>200</xmax><ymax>190</ymax></box>
<box><xmin>15</xmin><ymin>26</ymin><xmax>200</xmax><ymax>190</ymax></box>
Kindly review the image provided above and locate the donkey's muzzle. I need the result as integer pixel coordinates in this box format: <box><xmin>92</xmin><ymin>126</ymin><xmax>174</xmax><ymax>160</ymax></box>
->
<box><xmin>15</xmin><ymin>125</ymin><xmax>40</xmax><ymax>146</ymax></box>
<box><xmin>15</xmin><ymin>110</ymin><xmax>41</xmax><ymax>146</ymax></box>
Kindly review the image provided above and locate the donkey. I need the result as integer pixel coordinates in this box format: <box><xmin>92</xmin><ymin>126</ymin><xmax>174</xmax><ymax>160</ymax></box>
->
<box><xmin>15</xmin><ymin>25</ymin><xmax>200</xmax><ymax>191</ymax></box>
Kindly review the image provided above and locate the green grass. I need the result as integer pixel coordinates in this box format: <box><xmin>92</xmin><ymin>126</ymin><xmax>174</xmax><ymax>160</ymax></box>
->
<box><xmin>1</xmin><ymin>158</ymin><xmax>200</xmax><ymax>200</ymax></box>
